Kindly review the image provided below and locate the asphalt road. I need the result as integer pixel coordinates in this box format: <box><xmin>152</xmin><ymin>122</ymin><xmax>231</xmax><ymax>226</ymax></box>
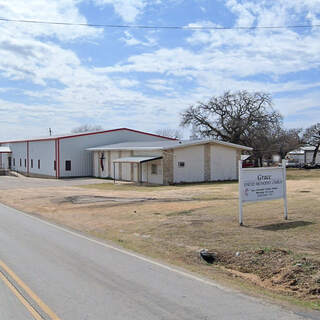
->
<box><xmin>0</xmin><ymin>203</ymin><xmax>318</xmax><ymax>320</ymax></box>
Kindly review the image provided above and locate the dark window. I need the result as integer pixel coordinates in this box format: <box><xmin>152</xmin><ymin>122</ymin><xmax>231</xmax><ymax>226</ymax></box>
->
<box><xmin>20</xmin><ymin>158</ymin><xmax>22</xmax><ymax>167</ymax></box>
<box><xmin>65</xmin><ymin>160</ymin><xmax>71</xmax><ymax>171</ymax></box>
<box><xmin>54</xmin><ymin>160</ymin><xmax>56</xmax><ymax>171</ymax></box>
<box><xmin>38</xmin><ymin>160</ymin><xmax>40</xmax><ymax>169</ymax></box>
<box><xmin>24</xmin><ymin>159</ymin><xmax>26</xmax><ymax>167</ymax></box>
<box><xmin>151</xmin><ymin>164</ymin><xmax>157</xmax><ymax>175</ymax></box>
<box><xmin>178</xmin><ymin>161</ymin><xmax>185</xmax><ymax>167</ymax></box>
<box><xmin>13</xmin><ymin>158</ymin><xmax>15</xmax><ymax>166</ymax></box>
<box><xmin>31</xmin><ymin>159</ymin><xmax>33</xmax><ymax>169</ymax></box>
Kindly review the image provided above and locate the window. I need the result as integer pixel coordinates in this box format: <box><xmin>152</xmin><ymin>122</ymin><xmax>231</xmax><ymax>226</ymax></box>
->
<box><xmin>178</xmin><ymin>161</ymin><xmax>185</xmax><ymax>167</ymax></box>
<box><xmin>65</xmin><ymin>160</ymin><xmax>71</xmax><ymax>171</ymax></box>
<box><xmin>20</xmin><ymin>158</ymin><xmax>22</xmax><ymax>167</ymax></box>
<box><xmin>151</xmin><ymin>164</ymin><xmax>157</xmax><ymax>175</ymax></box>
<box><xmin>54</xmin><ymin>160</ymin><xmax>56</xmax><ymax>171</ymax></box>
<box><xmin>38</xmin><ymin>160</ymin><xmax>40</xmax><ymax>169</ymax></box>
<box><xmin>13</xmin><ymin>158</ymin><xmax>15</xmax><ymax>166</ymax></box>
<box><xmin>31</xmin><ymin>159</ymin><xmax>33</xmax><ymax>169</ymax></box>
<box><xmin>24</xmin><ymin>159</ymin><xmax>26</xmax><ymax>167</ymax></box>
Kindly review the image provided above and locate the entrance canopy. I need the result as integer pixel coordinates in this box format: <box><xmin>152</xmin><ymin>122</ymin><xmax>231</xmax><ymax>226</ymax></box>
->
<box><xmin>113</xmin><ymin>156</ymin><xmax>162</xmax><ymax>164</ymax></box>
<box><xmin>0</xmin><ymin>146</ymin><xmax>11</xmax><ymax>153</ymax></box>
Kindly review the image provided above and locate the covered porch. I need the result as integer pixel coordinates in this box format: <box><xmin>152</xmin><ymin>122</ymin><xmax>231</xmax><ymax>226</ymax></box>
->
<box><xmin>0</xmin><ymin>146</ymin><xmax>12</xmax><ymax>175</ymax></box>
<box><xmin>112</xmin><ymin>156</ymin><xmax>163</xmax><ymax>184</ymax></box>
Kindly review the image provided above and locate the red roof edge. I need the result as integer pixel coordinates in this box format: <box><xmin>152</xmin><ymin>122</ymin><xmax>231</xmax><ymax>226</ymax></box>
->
<box><xmin>0</xmin><ymin>128</ymin><xmax>177</xmax><ymax>144</ymax></box>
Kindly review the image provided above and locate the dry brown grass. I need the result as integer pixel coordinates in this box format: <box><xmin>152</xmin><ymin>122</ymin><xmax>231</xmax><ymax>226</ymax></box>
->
<box><xmin>0</xmin><ymin>169</ymin><xmax>319</xmax><ymax>309</ymax></box>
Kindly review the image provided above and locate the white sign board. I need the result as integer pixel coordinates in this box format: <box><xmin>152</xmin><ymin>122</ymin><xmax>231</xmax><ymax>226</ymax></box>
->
<box><xmin>240</xmin><ymin>167</ymin><xmax>284</xmax><ymax>202</ymax></box>
<box><xmin>238</xmin><ymin>160</ymin><xmax>288</xmax><ymax>225</ymax></box>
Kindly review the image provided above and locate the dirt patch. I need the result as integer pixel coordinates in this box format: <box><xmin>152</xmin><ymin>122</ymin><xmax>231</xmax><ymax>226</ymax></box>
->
<box><xmin>200</xmin><ymin>248</ymin><xmax>320</xmax><ymax>301</ymax></box>
<box><xmin>54</xmin><ymin>195</ymin><xmax>196</xmax><ymax>205</ymax></box>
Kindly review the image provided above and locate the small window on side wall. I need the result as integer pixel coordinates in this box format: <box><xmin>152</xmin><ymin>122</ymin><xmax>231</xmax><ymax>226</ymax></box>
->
<box><xmin>54</xmin><ymin>160</ymin><xmax>56</xmax><ymax>171</ymax></box>
<box><xmin>151</xmin><ymin>164</ymin><xmax>157</xmax><ymax>175</ymax></box>
<box><xmin>31</xmin><ymin>159</ymin><xmax>33</xmax><ymax>169</ymax></box>
<box><xmin>38</xmin><ymin>160</ymin><xmax>40</xmax><ymax>169</ymax></box>
<box><xmin>178</xmin><ymin>161</ymin><xmax>185</xmax><ymax>167</ymax></box>
<box><xmin>65</xmin><ymin>160</ymin><xmax>71</xmax><ymax>171</ymax></box>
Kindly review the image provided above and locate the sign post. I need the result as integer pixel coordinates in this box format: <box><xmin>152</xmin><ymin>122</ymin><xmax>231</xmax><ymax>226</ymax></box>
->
<box><xmin>238</xmin><ymin>160</ymin><xmax>288</xmax><ymax>226</ymax></box>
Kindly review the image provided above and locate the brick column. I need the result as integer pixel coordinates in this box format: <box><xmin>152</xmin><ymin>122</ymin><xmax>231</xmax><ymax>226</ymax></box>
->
<box><xmin>163</xmin><ymin>149</ymin><xmax>174</xmax><ymax>185</ymax></box>
<box><xmin>130</xmin><ymin>151</ymin><xmax>134</xmax><ymax>181</ymax></box>
<box><xmin>204</xmin><ymin>144</ymin><xmax>211</xmax><ymax>181</ymax></box>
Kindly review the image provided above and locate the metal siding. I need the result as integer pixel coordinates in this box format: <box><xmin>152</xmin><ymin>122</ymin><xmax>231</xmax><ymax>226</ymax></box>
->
<box><xmin>29</xmin><ymin>140</ymin><xmax>55</xmax><ymax>176</ymax></box>
<box><xmin>173</xmin><ymin>145</ymin><xmax>205</xmax><ymax>183</ymax></box>
<box><xmin>305</xmin><ymin>151</ymin><xmax>320</xmax><ymax>164</ymax></box>
<box><xmin>9</xmin><ymin>142</ymin><xmax>28</xmax><ymax>173</ymax></box>
<box><xmin>110</xmin><ymin>151</ymin><xmax>120</xmax><ymax>179</ymax></box>
<box><xmin>211</xmin><ymin>145</ymin><xmax>237</xmax><ymax>181</ymax></box>
<box><xmin>121</xmin><ymin>151</ymin><xmax>131</xmax><ymax>181</ymax></box>
<box><xmin>59</xmin><ymin>130</ymin><xmax>170</xmax><ymax>178</ymax></box>
<box><xmin>93</xmin><ymin>152</ymin><xmax>99</xmax><ymax>177</ymax></box>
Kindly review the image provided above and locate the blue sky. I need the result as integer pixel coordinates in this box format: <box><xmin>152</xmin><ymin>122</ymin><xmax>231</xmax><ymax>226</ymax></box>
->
<box><xmin>0</xmin><ymin>0</ymin><xmax>319</xmax><ymax>140</ymax></box>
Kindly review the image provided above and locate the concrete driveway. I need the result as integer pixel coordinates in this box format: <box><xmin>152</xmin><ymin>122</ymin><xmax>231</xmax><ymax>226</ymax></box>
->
<box><xmin>0</xmin><ymin>175</ymin><xmax>109</xmax><ymax>190</ymax></box>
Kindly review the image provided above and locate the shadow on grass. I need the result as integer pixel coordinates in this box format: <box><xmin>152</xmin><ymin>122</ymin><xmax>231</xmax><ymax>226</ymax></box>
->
<box><xmin>255</xmin><ymin>221</ymin><xmax>314</xmax><ymax>231</ymax></box>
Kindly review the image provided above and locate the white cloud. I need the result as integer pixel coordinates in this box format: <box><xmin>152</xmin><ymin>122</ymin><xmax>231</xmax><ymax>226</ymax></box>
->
<box><xmin>0</xmin><ymin>0</ymin><xmax>319</xmax><ymax>140</ymax></box>
<box><xmin>120</xmin><ymin>31</ymin><xmax>157</xmax><ymax>46</ymax></box>
<box><xmin>93</xmin><ymin>0</ymin><xmax>147</xmax><ymax>22</ymax></box>
<box><xmin>0</xmin><ymin>0</ymin><xmax>101</xmax><ymax>41</ymax></box>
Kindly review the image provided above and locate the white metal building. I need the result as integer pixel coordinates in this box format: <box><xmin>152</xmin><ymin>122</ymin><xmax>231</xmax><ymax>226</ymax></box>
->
<box><xmin>0</xmin><ymin>128</ymin><xmax>175</xmax><ymax>178</ymax></box>
<box><xmin>287</xmin><ymin>146</ymin><xmax>320</xmax><ymax>164</ymax></box>
<box><xmin>87</xmin><ymin>140</ymin><xmax>252</xmax><ymax>185</ymax></box>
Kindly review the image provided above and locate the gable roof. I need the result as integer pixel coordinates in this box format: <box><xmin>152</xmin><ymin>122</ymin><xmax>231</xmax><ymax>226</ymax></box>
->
<box><xmin>87</xmin><ymin>139</ymin><xmax>252</xmax><ymax>151</ymax></box>
<box><xmin>0</xmin><ymin>128</ymin><xmax>176</xmax><ymax>144</ymax></box>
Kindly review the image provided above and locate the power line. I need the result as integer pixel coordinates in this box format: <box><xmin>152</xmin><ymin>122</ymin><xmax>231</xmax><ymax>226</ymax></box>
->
<box><xmin>0</xmin><ymin>17</ymin><xmax>319</xmax><ymax>31</ymax></box>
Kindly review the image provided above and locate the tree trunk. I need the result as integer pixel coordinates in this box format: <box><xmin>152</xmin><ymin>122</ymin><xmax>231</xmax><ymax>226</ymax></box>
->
<box><xmin>312</xmin><ymin>144</ymin><xmax>320</xmax><ymax>164</ymax></box>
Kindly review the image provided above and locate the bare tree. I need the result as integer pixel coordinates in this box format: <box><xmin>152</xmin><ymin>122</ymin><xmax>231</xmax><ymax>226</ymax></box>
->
<box><xmin>303</xmin><ymin>123</ymin><xmax>320</xmax><ymax>164</ymax></box>
<box><xmin>271</xmin><ymin>128</ymin><xmax>303</xmax><ymax>160</ymax></box>
<box><xmin>156</xmin><ymin>128</ymin><xmax>182</xmax><ymax>139</ymax></box>
<box><xmin>180</xmin><ymin>90</ymin><xmax>282</xmax><ymax>166</ymax></box>
<box><xmin>71</xmin><ymin>124</ymin><xmax>103</xmax><ymax>133</ymax></box>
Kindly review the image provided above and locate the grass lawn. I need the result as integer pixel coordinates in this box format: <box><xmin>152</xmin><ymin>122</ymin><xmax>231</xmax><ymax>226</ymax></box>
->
<box><xmin>0</xmin><ymin>168</ymin><xmax>319</xmax><ymax>310</ymax></box>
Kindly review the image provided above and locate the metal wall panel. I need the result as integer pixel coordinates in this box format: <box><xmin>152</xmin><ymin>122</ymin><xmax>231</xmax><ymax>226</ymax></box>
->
<box><xmin>9</xmin><ymin>142</ymin><xmax>28</xmax><ymax>173</ymax></box>
<box><xmin>29</xmin><ymin>140</ymin><xmax>55</xmax><ymax>176</ymax></box>
<box><xmin>59</xmin><ymin>130</ymin><xmax>169</xmax><ymax>178</ymax></box>
<box><xmin>211</xmin><ymin>145</ymin><xmax>237</xmax><ymax>181</ymax></box>
<box><xmin>173</xmin><ymin>145</ymin><xmax>205</xmax><ymax>183</ymax></box>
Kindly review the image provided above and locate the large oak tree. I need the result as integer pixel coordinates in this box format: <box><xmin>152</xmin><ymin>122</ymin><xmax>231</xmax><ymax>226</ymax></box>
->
<box><xmin>180</xmin><ymin>90</ymin><xmax>283</xmax><ymax>166</ymax></box>
<box><xmin>303</xmin><ymin>123</ymin><xmax>320</xmax><ymax>164</ymax></box>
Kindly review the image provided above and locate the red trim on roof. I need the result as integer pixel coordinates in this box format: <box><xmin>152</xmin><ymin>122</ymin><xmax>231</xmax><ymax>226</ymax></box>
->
<box><xmin>0</xmin><ymin>128</ymin><xmax>177</xmax><ymax>144</ymax></box>
<box><xmin>57</xmin><ymin>139</ymin><xmax>60</xmax><ymax>179</ymax></box>
<box><xmin>27</xmin><ymin>141</ymin><xmax>29</xmax><ymax>175</ymax></box>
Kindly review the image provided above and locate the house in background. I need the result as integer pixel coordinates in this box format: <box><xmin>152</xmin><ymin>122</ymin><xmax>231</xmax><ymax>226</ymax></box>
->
<box><xmin>287</xmin><ymin>146</ymin><xmax>320</xmax><ymax>165</ymax></box>
<box><xmin>87</xmin><ymin>140</ymin><xmax>252</xmax><ymax>185</ymax></box>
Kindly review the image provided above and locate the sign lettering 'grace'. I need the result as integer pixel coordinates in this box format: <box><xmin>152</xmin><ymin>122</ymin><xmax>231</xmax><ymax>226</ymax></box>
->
<box><xmin>238</xmin><ymin>160</ymin><xmax>288</xmax><ymax>226</ymax></box>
